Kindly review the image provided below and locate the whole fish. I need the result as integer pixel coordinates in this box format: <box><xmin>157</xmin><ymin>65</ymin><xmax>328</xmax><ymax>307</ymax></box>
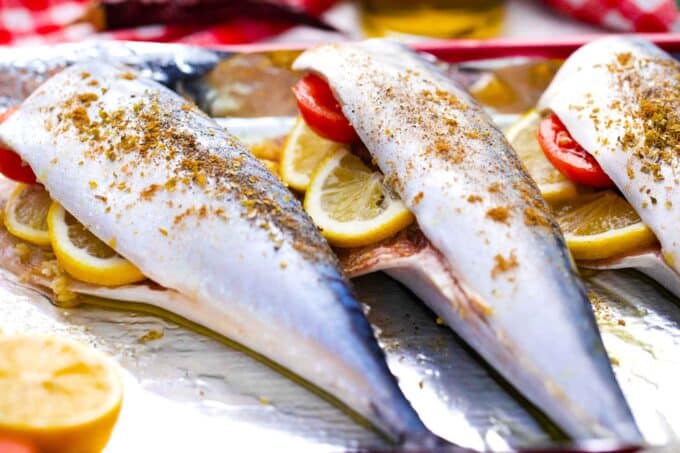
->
<box><xmin>294</xmin><ymin>39</ymin><xmax>640</xmax><ymax>441</ymax></box>
<box><xmin>538</xmin><ymin>36</ymin><xmax>680</xmax><ymax>296</ymax></box>
<box><xmin>0</xmin><ymin>62</ymin><xmax>436</xmax><ymax>445</ymax></box>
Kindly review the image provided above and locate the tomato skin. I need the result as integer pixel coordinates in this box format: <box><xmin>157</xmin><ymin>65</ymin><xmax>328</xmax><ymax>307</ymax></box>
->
<box><xmin>292</xmin><ymin>74</ymin><xmax>359</xmax><ymax>143</ymax></box>
<box><xmin>0</xmin><ymin>148</ymin><xmax>36</xmax><ymax>184</ymax></box>
<box><xmin>0</xmin><ymin>108</ymin><xmax>15</xmax><ymax>123</ymax></box>
<box><xmin>0</xmin><ymin>107</ymin><xmax>37</xmax><ymax>184</ymax></box>
<box><xmin>0</xmin><ymin>438</ymin><xmax>37</xmax><ymax>453</ymax></box>
<box><xmin>537</xmin><ymin>114</ymin><xmax>614</xmax><ymax>189</ymax></box>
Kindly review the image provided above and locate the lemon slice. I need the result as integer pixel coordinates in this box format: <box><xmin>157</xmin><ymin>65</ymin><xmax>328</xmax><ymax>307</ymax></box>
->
<box><xmin>553</xmin><ymin>191</ymin><xmax>658</xmax><ymax>260</ymax></box>
<box><xmin>0</xmin><ymin>335</ymin><xmax>123</xmax><ymax>453</ymax></box>
<box><xmin>304</xmin><ymin>148</ymin><xmax>414</xmax><ymax>248</ymax></box>
<box><xmin>505</xmin><ymin>109</ymin><xmax>579</xmax><ymax>203</ymax></box>
<box><xmin>280</xmin><ymin>116</ymin><xmax>345</xmax><ymax>192</ymax></box>
<box><xmin>47</xmin><ymin>202</ymin><xmax>145</xmax><ymax>286</ymax></box>
<box><xmin>4</xmin><ymin>184</ymin><xmax>52</xmax><ymax>246</ymax></box>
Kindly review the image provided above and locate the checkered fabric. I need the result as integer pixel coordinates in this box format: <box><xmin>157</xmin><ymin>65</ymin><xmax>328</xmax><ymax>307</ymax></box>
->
<box><xmin>0</xmin><ymin>0</ymin><xmax>90</xmax><ymax>44</ymax></box>
<box><xmin>0</xmin><ymin>1</ymin><xmax>677</xmax><ymax>46</ymax></box>
<box><xmin>545</xmin><ymin>0</ymin><xmax>678</xmax><ymax>32</ymax></box>
<box><xmin>0</xmin><ymin>0</ymin><xmax>333</xmax><ymax>45</ymax></box>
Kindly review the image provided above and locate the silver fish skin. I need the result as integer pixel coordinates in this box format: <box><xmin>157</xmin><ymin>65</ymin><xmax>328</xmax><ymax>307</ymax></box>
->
<box><xmin>0</xmin><ymin>41</ymin><xmax>224</xmax><ymax>110</ymax></box>
<box><xmin>0</xmin><ymin>62</ymin><xmax>435</xmax><ymax>445</ymax></box>
<box><xmin>538</xmin><ymin>36</ymin><xmax>680</xmax><ymax>274</ymax></box>
<box><xmin>294</xmin><ymin>40</ymin><xmax>640</xmax><ymax>441</ymax></box>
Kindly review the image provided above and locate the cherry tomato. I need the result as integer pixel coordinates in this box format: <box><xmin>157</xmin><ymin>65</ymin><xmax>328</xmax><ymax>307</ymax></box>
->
<box><xmin>0</xmin><ymin>437</ymin><xmax>37</xmax><ymax>453</ymax></box>
<box><xmin>537</xmin><ymin>114</ymin><xmax>613</xmax><ymax>188</ymax></box>
<box><xmin>0</xmin><ymin>107</ymin><xmax>37</xmax><ymax>184</ymax></box>
<box><xmin>292</xmin><ymin>74</ymin><xmax>358</xmax><ymax>143</ymax></box>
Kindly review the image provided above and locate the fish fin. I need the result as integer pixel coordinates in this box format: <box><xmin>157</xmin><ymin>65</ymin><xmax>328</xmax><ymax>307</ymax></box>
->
<box><xmin>336</xmin><ymin>226</ymin><xmax>429</xmax><ymax>277</ymax></box>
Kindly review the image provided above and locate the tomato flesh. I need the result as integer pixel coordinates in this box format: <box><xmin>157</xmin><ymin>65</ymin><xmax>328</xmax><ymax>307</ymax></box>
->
<box><xmin>537</xmin><ymin>114</ymin><xmax>613</xmax><ymax>188</ymax></box>
<box><xmin>0</xmin><ymin>107</ymin><xmax>37</xmax><ymax>184</ymax></box>
<box><xmin>292</xmin><ymin>74</ymin><xmax>358</xmax><ymax>143</ymax></box>
<box><xmin>0</xmin><ymin>438</ymin><xmax>37</xmax><ymax>453</ymax></box>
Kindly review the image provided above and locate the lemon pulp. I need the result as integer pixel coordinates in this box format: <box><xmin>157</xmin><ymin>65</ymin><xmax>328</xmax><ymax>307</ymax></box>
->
<box><xmin>4</xmin><ymin>184</ymin><xmax>52</xmax><ymax>246</ymax></box>
<box><xmin>280</xmin><ymin>117</ymin><xmax>345</xmax><ymax>192</ymax></box>
<box><xmin>47</xmin><ymin>202</ymin><xmax>145</xmax><ymax>286</ymax></box>
<box><xmin>304</xmin><ymin>149</ymin><xmax>414</xmax><ymax>248</ymax></box>
<box><xmin>553</xmin><ymin>191</ymin><xmax>658</xmax><ymax>260</ymax></box>
<box><xmin>0</xmin><ymin>335</ymin><xmax>122</xmax><ymax>453</ymax></box>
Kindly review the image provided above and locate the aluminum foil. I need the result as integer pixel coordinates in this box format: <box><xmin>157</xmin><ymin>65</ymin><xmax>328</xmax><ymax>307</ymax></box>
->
<box><xmin>0</xmin><ymin>41</ymin><xmax>225</xmax><ymax>111</ymax></box>
<box><xmin>2</xmin><ymin>262</ymin><xmax>677</xmax><ymax>451</ymax></box>
<box><xmin>0</xmin><ymin>42</ymin><xmax>677</xmax><ymax>452</ymax></box>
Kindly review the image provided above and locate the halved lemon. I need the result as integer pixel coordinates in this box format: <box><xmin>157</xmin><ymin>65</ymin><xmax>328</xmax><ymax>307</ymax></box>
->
<box><xmin>553</xmin><ymin>191</ymin><xmax>658</xmax><ymax>261</ymax></box>
<box><xmin>280</xmin><ymin>116</ymin><xmax>345</xmax><ymax>192</ymax></box>
<box><xmin>304</xmin><ymin>148</ymin><xmax>414</xmax><ymax>248</ymax></box>
<box><xmin>47</xmin><ymin>202</ymin><xmax>145</xmax><ymax>286</ymax></box>
<box><xmin>0</xmin><ymin>334</ymin><xmax>123</xmax><ymax>453</ymax></box>
<box><xmin>505</xmin><ymin>109</ymin><xmax>579</xmax><ymax>203</ymax></box>
<box><xmin>4</xmin><ymin>184</ymin><xmax>52</xmax><ymax>246</ymax></box>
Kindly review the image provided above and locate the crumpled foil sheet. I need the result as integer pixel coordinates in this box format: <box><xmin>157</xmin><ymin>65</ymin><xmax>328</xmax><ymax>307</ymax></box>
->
<box><xmin>1</xmin><ymin>266</ymin><xmax>678</xmax><ymax>452</ymax></box>
<box><xmin>0</xmin><ymin>41</ymin><xmax>224</xmax><ymax>111</ymax></box>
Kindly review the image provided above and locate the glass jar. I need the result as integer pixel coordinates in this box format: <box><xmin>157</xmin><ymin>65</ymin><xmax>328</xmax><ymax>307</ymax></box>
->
<box><xmin>359</xmin><ymin>0</ymin><xmax>505</xmax><ymax>39</ymax></box>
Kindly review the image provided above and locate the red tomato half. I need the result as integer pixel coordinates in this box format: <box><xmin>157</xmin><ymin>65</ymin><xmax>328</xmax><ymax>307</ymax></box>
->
<box><xmin>537</xmin><ymin>114</ymin><xmax>613</xmax><ymax>189</ymax></box>
<box><xmin>0</xmin><ymin>438</ymin><xmax>37</xmax><ymax>453</ymax></box>
<box><xmin>292</xmin><ymin>74</ymin><xmax>358</xmax><ymax>143</ymax></box>
<box><xmin>0</xmin><ymin>107</ymin><xmax>36</xmax><ymax>184</ymax></box>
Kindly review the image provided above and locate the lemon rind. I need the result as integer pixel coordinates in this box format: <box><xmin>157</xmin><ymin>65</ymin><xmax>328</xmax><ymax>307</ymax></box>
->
<box><xmin>4</xmin><ymin>183</ymin><xmax>51</xmax><ymax>246</ymax></box>
<box><xmin>540</xmin><ymin>182</ymin><xmax>579</xmax><ymax>204</ymax></box>
<box><xmin>566</xmin><ymin>223</ymin><xmax>658</xmax><ymax>261</ymax></box>
<box><xmin>305</xmin><ymin>149</ymin><xmax>415</xmax><ymax>248</ymax></box>
<box><xmin>47</xmin><ymin>202</ymin><xmax>145</xmax><ymax>286</ymax></box>
<box><xmin>0</xmin><ymin>334</ymin><xmax>123</xmax><ymax>429</ymax></box>
<box><xmin>279</xmin><ymin>119</ymin><xmax>308</xmax><ymax>190</ymax></box>
<box><xmin>280</xmin><ymin>117</ymin><xmax>341</xmax><ymax>192</ymax></box>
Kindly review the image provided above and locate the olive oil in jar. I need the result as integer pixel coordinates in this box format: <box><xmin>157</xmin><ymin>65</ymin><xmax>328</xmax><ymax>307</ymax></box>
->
<box><xmin>359</xmin><ymin>0</ymin><xmax>505</xmax><ymax>39</ymax></box>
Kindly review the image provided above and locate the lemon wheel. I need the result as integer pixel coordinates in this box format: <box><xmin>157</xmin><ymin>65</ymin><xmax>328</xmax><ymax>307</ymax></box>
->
<box><xmin>47</xmin><ymin>202</ymin><xmax>145</xmax><ymax>286</ymax></box>
<box><xmin>0</xmin><ymin>335</ymin><xmax>122</xmax><ymax>453</ymax></box>
<box><xmin>280</xmin><ymin>116</ymin><xmax>345</xmax><ymax>192</ymax></box>
<box><xmin>553</xmin><ymin>191</ymin><xmax>658</xmax><ymax>260</ymax></box>
<box><xmin>304</xmin><ymin>149</ymin><xmax>414</xmax><ymax>248</ymax></box>
<box><xmin>4</xmin><ymin>184</ymin><xmax>52</xmax><ymax>246</ymax></box>
<box><xmin>505</xmin><ymin>109</ymin><xmax>579</xmax><ymax>203</ymax></box>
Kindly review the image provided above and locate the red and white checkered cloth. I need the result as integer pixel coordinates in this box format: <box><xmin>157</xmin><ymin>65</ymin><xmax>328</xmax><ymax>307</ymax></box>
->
<box><xmin>546</xmin><ymin>0</ymin><xmax>678</xmax><ymax>32</ymax></box>
<box><xmin>0</xmin><ymin>0</ymin><xmax>90</xmax><ymax>44</ymax></box>
<box><xmin>0</xmin><ymin>0</ymin><xmax>677</xmax><ymax>46</ymax></box>
<box><xmin>0</xmin><ymin>0</ymin><xmax>334</xmax><ymax>46</ymax></box>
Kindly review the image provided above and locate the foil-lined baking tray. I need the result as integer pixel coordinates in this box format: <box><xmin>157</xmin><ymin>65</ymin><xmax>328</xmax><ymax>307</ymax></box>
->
<box><xmin>0</xmin><ymin>40</ymin><xmax>677</xmax><ymax>452</ymax></box>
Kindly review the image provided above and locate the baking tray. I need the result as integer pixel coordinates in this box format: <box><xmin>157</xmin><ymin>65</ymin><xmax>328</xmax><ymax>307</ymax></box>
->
<box><xmin>0</xmin><ymin>36</ymin><xmax>678</xmax><ymax>452</ymax></box>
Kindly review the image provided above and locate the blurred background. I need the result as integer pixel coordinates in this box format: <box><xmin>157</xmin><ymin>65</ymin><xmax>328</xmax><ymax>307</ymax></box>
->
<box><xmin>0</xmin><ymin>0</ymin><xmax>677</xmax><ymax>47</ymax></box>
